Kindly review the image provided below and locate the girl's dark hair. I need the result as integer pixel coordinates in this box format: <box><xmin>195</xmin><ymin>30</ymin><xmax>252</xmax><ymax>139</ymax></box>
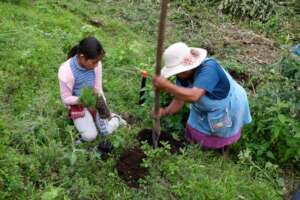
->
<box><xmin>67</xmin><ymin>36</ymin><xmax>105</xmax><ymax>59</ymax></box>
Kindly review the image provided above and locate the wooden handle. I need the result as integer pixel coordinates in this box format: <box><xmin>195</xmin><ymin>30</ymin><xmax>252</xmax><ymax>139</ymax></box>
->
<box><xmin>153</xmin><ymin>0</ymin><xmax>169</xmax><ymax>148</ymax></box>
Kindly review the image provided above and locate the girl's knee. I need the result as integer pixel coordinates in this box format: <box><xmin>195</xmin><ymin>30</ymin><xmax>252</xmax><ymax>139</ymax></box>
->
<box><xmin>81</xmin><ymin>131</ymin><xmax>97</xmax><ymax>141</ymax></box>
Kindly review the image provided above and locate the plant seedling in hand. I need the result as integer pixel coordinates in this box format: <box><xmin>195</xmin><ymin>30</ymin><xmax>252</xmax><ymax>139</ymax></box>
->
<box><xmin>79</xmin><ymin>87</ymin><xmax>96</xmax><ymax>108</ymax></box>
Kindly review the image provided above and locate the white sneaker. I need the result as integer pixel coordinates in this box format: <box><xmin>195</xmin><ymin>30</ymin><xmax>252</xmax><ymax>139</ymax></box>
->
<box><xmin>111</xmin><ymin>113</ymin><xmax>127</xmax><ymax>126</ymax></box>
<box><xmin>75</xmin><ymin>139</ymin><xmax>83</xmax><ymax>145</ymax></box>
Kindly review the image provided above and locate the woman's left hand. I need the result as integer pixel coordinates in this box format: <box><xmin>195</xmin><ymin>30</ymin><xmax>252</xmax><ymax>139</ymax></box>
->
<box><xmin>152</xmin><ymin>75</ymin><xmax>171</xmax><ymax>91</ymax></box>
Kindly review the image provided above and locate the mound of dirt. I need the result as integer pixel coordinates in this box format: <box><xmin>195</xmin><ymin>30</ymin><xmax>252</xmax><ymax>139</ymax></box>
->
<box><xmin>116</xmin><ymin>147</ymin><xmax>148</xmax><ymax>188</ymax></box>
<box><xmin>137</xmin><ymin>129</ymin><xmax>185</xmax><ymax>153</ymax></box>
<box><xmin>116</xmin><ymin>129</ymin><xmax>186</xmax><ymax>187</ymax></box>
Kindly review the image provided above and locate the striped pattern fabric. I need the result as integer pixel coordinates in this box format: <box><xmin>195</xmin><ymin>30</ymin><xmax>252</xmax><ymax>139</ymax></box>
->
<box><xmin>70</xmin><ymin>56</ymin><xmax>95</xmax><ymax>96</ymax></box>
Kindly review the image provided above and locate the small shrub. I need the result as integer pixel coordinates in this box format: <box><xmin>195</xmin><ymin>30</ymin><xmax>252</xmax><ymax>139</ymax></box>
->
<box><xmin>280</xmin><ymin>55</ymin><xmax>300</xmax><ymax>81</ymax></box>
<box><xmin>0</xmin><ymin>0</ymin><xmax>30</xmax><ymax>5</ymax></box>
<box><xmin>219</xmin><ymin>0</ymin><xmax>276</xmax><ymax>21</ymax></box>
<box><xmin>236</xmin><ymin>82</ymin><xmax>300</xmax><ymax>166</ymax></box>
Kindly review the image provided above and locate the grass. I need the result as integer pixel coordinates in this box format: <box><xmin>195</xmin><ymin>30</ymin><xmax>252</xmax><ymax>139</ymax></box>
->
<box><xmin>0</xmin><ymin>0</ymin><xmax>299</xmax><ymax>199</ymax></box>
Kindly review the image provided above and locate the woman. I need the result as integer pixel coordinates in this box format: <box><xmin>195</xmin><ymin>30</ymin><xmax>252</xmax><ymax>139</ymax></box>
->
<box><xmin>153</xmin><ymin>42</ymin><xmax>252</xmax><ymax>159</ymax></box>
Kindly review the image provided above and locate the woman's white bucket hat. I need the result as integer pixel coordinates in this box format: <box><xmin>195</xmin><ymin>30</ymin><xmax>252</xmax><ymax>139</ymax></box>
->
<box><xmin>161</xmin><ymin>42</ymin><xmax>207</xmax><ymax>78</ymax></box>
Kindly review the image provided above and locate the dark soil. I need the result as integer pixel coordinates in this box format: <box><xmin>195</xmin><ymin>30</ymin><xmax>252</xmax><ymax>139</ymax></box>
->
<box><xmin>228</xmin><ymin>69</ymin><xmax>249</xmax><ymax>82</ymax></box>
<box><xmin>181</xmin><ymin>112</ymin><xmax>189</xmax><ymax>128</ymax></box>
<box><xmin>97</xmin><ymin>140</ymin><xmax>113</xmax><ymax>160</ymax></box>
<box><xmin>116</xmin><ymin>129</ymin><xmax>185</xmax><ymax>188</ymax></box>
<box><xmin>88</xmin><ymin>18</ymin><xmax>104</xmax><ymax>27</ymax></box>
<box><xmin>116</xmin><ymin>147</ymin><xmax>148</xmax><ymax>188</ymax></box>
<box><xmin>121</xmin><ymin>112</ymin><xmax>142</xmax><ymax>125</ymax></box>
<box><xmin>228</xmin><ymin>69</ymin><xmax>261</xmax><ymax>91</ymax></box>
<box><xmin>137</xmin><ymin>129</ymin><xmax>185</xmax><ymax>154</ymax></box>
<box><xmin>202</xmin><ymin>42</ymin><xmax>216</xmax><ymax>55</ymax></box>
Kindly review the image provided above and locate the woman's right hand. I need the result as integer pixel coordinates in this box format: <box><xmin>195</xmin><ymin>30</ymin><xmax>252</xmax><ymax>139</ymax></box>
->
<box><xmin>152</xmin><ymin>75</ymin><xmax>172</xmax><ymax>91</ymax></box>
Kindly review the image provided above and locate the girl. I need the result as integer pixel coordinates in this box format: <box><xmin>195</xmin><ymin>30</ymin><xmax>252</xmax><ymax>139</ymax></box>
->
<box><xmin>58</xmin><ymin>36</ymin><xmax>126</xmax><ymax>142</ymax></box>
<box><xmin>153</xmin><ymin>42</ymin><xmax>252</xmax><ymax>159</ymax></box>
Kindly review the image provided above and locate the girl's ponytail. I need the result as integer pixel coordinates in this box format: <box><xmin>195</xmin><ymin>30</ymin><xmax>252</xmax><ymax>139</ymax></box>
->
<box><xmin>67</xmin><ymin>45</ymin><xmax>79</xmax><ymax>59</ymax></box>
<box><xmin>67</xmin><ymin>37</ymin><xmax>104</xmax><ymax>60</ymax></box>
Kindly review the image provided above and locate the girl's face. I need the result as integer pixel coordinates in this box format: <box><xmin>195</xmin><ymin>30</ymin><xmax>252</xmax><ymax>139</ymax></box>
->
<box><xmin>78</xmin><ymin>54</ymin><xmax>102</xmax><ymax>69</ymax></box>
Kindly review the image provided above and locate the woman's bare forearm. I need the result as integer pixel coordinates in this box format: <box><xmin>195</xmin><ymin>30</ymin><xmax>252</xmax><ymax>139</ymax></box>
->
<box><xmin>163</xmin><ymin>98</ymin><xmax>185</xmax><ymax>116</ymax></box>
<box><xmin>164</xmin><ymin>83</ymin><xmax>205</xmax><ymax>102</ymax></box>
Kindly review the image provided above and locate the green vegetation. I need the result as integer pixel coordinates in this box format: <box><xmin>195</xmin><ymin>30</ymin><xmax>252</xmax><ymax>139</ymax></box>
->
<box><xmin>79</xmin><ymin>88</ymin><xmax>96</xmax><ymax>108</ymax></box>
<box><xmin>219</xmin><ymin>0</ymin><xmax>275</xmax><ymax>21</ymax></box>
<box><xmin>0</xmin><ymin>0</ymin><xmax>299</xmax><ymax>199</ymax></box>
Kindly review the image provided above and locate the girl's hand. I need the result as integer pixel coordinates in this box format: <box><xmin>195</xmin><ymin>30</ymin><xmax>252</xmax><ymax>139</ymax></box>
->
<box><xmin>152</xmin><ymin>75</ymin><xmax>171</xmax><ymax>91</ymax></box>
